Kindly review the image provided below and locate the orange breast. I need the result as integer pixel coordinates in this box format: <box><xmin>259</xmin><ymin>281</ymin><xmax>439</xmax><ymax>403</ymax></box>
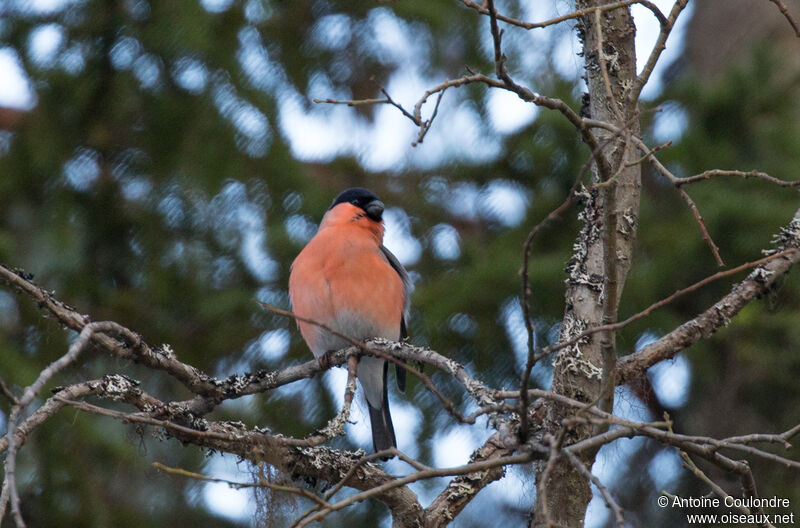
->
<box><xmin>289</xmin><ymin>222</ymin><xmax>404</xmax><ymax>356</ymax></box>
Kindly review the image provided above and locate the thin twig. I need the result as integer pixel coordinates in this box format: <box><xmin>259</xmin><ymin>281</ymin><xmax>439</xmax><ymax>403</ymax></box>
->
<box><xmin>413</xmin><ymin>88</ymin><xmax>446</xmax><ymax>146</ymax></box>
<box><xmin>0</xmin><ymin>407</ymin><xmax>25</xmax><ymax>527</ymax></box>
<box><xmin>676</xmin><ymin>169</ymin><xmax>800</xmax><ymax>188</ymax></box>
<box><xmin>563</xmin><ymin>450</ymin><xmax>625</xmax><ymax>528</ymax></box>
<box><xmin>152</xmin><ymin>462</ymin><xmax>332</xmax><ymax>509</ymax></box>
<box><xmin>312</xmin><ymin>97</ymin><xmax>397</xmax><ymax>109</ymax></box>
<box><xmin>585</xmin><ymin>122</ymin><xmax>797</xmax><ymax>265</ymax></box>
<box><xmin>54</xmin><ymin>397</ymin><xmax>239</xmax><ymax>442</ymax></box>
<box><xmin>375</xmin><ymin>81</ymin><xmax>421</xmax><ymax>123</ymax></box>
<box><xmin>292</xmin><ymin>447</ymin><xmax>433</xmax><ymax>527</ymax></box>
<box><xmin>630</xmin><ymin>0</ymin><xmax>690</xmax><ymax>103</ymax></box>
<box><xmin>586</xmin><ymin>120</ymin><xmax>800</xmax><ymax>190</ymax></box>
<box><xmin>768</xmin><ymin>0</ymin><xmax>800</xmax><ymax>37</ymax></box>
<box><xmin>678</xmin><ymin>451</ymin><xmax>753</xmax><ymax>516</ymax></box>
<box><xmin>677</xmin><ymin>186</ymin><xmax>725</xmax><ymax>267</ymax></box>
<box><xmin>295</xmin><ymin>452</ymin><xmax>535</xmax><ymax>527</ymax></box>
<box><xmin>532</xmin><ymin>249</ymin><xmax>798</xmax><ymax>364</ymax></box>
<box><xmin>518</xmin><ymin>181</ymin><xmax>583</xmax><ymax>441</ymax></box>
<box><xmin>1</xmin><ymin>321</ymin><xmax>137</xmax><ymax>528</ymax></box>
<box><xmin>456</xmin><ymin>0</ymin><xmax>667</xmax><ymax>30</ymax></box>
<box><xmin>536</xmin><ymin>429</ymin><xmax>568</xmax><ymax>527</ymax></box>
<box><xmin>0</xmin><ymin>377</ymin><xmax>18</xmax><ymax>406</ymax></box>
<box><xmin>280</xmin><ymin>351</ymin><xmax>359</xmax><ymax>447</ymax></box>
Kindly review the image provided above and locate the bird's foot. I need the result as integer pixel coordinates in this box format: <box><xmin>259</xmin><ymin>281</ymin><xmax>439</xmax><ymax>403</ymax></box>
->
<box><xmin>317</xmin><ymin>350</ymin><xmax>336</xmax><ymax>370</ymax></box>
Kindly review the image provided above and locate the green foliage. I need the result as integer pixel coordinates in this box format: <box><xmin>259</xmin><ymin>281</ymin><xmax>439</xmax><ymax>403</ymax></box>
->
<box><xmin>1</xmin><ymin>1</ymin><xmax>799</xmax><ymax>526</ymax></box>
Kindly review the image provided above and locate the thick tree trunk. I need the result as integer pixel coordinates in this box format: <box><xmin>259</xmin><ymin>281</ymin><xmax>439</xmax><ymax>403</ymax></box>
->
<box><xmin>531</xmin><ymin>1</ymin><xmax>641</xmax><ymax>526</ymax></box>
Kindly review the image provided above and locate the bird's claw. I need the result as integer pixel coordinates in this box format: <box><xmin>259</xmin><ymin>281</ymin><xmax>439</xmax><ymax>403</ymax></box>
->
<box><xmin>317</xmin><ymin>350</ymin><xmax>335</xmax><ymax>370</ymax></box>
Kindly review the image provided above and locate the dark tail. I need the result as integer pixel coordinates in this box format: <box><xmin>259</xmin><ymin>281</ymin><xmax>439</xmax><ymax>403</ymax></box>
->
<box><xmin>367</xmin><ymin>362</ymin><xmax>396</xmax><ymax>453</ymax></box>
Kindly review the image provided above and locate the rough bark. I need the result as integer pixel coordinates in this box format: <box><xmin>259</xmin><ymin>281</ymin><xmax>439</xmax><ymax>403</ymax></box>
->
<box><xmin>530</xmin><ymin>1</ymin><xmax>642</xmax><ymax>526</ymax></box>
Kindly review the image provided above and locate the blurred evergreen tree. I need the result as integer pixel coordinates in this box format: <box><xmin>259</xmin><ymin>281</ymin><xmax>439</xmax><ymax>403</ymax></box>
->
<box><xmin>0</xmin><ymin>1</ymin><xmax>798</xmax><ymax>526</ymax></box>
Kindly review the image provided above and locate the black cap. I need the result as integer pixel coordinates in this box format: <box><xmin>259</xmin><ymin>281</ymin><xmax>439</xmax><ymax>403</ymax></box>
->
<box><xmin>330</xmin><ymin>188</ymin><xmax>384</xmax><ymax>221</ymax></box>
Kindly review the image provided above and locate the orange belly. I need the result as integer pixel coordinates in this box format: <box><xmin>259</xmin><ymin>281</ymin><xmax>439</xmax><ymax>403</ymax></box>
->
<box><xmin>289</xmin><ymin>225</ymin><xmax>404</xmax><ymax>356</ymax></box>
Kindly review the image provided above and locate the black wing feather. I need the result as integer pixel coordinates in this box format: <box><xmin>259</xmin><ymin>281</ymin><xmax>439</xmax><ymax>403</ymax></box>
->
<box><xmin>380</xmin><ymin>245</ymin><xmax>411</xmax><ymax>392</ymax></box>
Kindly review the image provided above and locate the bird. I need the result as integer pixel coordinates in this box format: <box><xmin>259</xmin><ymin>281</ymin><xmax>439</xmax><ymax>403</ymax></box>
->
<box><xmin>288</xmin><ymin>188</ymin><xmax>411</xmax><ymax>452</ymax></box>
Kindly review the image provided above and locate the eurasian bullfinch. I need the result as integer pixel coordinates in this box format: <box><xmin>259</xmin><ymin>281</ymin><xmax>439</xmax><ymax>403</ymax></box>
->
<box><xmin>288</xmin><ymin>188</ymin><xmax>410</xmax><ymax>452</ymax></box>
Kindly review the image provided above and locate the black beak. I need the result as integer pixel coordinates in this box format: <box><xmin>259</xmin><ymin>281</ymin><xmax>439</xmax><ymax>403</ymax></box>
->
<box><xmin>364</xmin><ymin>200</ymin><xmax>384</xmax><ymax>222</ymax></box>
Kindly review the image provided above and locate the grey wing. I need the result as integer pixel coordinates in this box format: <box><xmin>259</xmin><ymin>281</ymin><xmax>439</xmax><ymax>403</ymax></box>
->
<box><xmin>380</xmin><ymin>245</ymin><xmax>412</xmax><ymax>391</ymax></box>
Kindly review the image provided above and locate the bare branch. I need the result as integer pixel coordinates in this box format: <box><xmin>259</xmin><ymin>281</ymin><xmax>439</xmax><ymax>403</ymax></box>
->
<box><xmin>456</xmin><ymin>0</ymin><xmax>666</xmax><ymax>30</ymax></box>
<box><xmin>295</xmin><ymin>452</ymin><xmax>536</xmax><ymax>527</ymax></box>
<box><xmin>281</xmin><ymin>351</ymin><xmax>359</xmax><ymax>448</ymax></box>
<box><xmin>257</xmin><ymin>301</ymin><xmax>484</xmax><ymax>425</ymax></box>
<box><xmin>534</xmin><ymin>429</ymin><xmax>568</xmax><ymax>527</ymax></box>
<box><xmin>43</xmin><ymin>384</ymin><xmax>425</xmax><ymax>524</ymax></box>
<box><xmin>591</xmin><ymin>124</ymin><xmax>800</xmax><ymax>189</ymax></box>
<box><xmin>54</xmin><ymin>397</ymin><xmax>241</xmax><ymax>443</ymax></box>
<box><xmin>678</xmin><ymin>451</ymin><xmax>753</xmax><ymax>517</ymax></box>
<box><xmin>500</xmin><ymin>389</ymin><xmax>800</xmax><ymax>469</ymax></box>
<box><xmin>293</xmin><ymin>447</ymin><xmax>431</xmax><ymax>527</ymax></box>
<box><xmin>0</xmin><ymin>405</ymin><xmax>26</xmax><ymax>527</ymax></box>
<box><xmin>410</xmin><ymin>74</ymin><xmax>483</xmax><ymax>122</ymax></box>
<box><xmin>0</xmin><ymin>265</ymin><xmax>213</xmax><ymax>396</ymax></box>
<box><xmin>0</xmin><ymin>377</ymin><xmax>18</xmax><ymax>406</ymax></box>
<box><xmin>423</xmin><ymin>431</ymin><xmax>516</xmax><ymax>527</ymax></box>
<box><xmin>630</xmin><ymin>0</ymin><xmax>690</xmax><ymax>103</ymax></box>
<box><xmin>0</xmin><ymin>379</ymin><xmax>109</xmax><ymax>453</ymax></box>
<box><xmin>413</xmin><ymin>88</ymin><xmax>445</xmax><ymax>146</ymax></box>
<box><xmin>311</xmin><ymin>97</ymin><xmax>397</xmax><ymax>110</ymax></box>
<box><xmin>583</xmin><ymin>122</ymin><xmax>800</xmax><ymax>265</ymax></box>
<box><xmin>152</xmin><ymin>462</ymin><xmax>332</xmax><ymax>509</ymax></box>
<box><xmin>1</xmin><ymin>321</ymin><xmax>144</xmax><ymax>527</ymax></box>
<box><xmin>724</xmin><ymin>422</ymin><xmax>800</xmax><ymax>448</ymax></box>
<box><xmin>677</xmin><ymin>186</ymin><xmax>725</xmax><ymax>267</ymax></box>
<box><xmin>676</xmin><ymin>169</ymin><xmax>800</xmax><ymax>188</ymax></box>
<box><xmin>532</xmin><ymin>248</ymin><xmax>798</xmax><ymax>367</ymax></box>
<box><xmin>767</xmin><ymin>0</ymin><xmax>800</xmax><ymax>37</ymax></box>
<box><xmin>617</xmin><ymin>209</ymin><xmax>800</xmax><ymax>383</ymax></box>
